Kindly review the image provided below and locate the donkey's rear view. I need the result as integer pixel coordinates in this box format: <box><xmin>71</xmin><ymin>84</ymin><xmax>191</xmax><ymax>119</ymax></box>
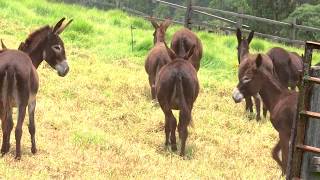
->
<box><xmin>0</xmin><ymin>17</ymin><xmax>72</xmax><ymax>159</ymax></box>
<box><xmin>0</xmin><ymin>50</ymin><xmax>38</xmax><ymax>159</ymax></box>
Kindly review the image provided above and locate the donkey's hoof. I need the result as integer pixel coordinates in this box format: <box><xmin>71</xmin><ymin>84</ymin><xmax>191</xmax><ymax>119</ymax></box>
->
<box><xmin>171</xmin><ymin>144</ymin><xmax>177</xmax><ymax>151</ymax></box>
<box><xmin>31</xmin><ymin>147</ymin><xmax>37</xmax><ymax>154</ymax></box>
<box><xmin>1</xmin><ymin>146</ymin><xmax>10</xmax><ymax>155</ymax></box>
<box><xmin>15</xmin><ymin>155</ymin><xmax>21</xmax><ymax>160</ymax></box>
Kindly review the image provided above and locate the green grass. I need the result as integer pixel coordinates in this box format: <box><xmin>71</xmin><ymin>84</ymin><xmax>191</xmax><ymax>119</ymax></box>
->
<box><xmin>0</xmin><ymin>0</ymin><xmax>315</xmax><ymax>179</ymax></box>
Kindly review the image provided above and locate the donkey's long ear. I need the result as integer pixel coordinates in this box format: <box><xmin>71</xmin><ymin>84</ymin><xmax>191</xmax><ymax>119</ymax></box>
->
<box><xmin>185</xmin><ymin>45</ymin><xmax>195</xmax><ymax>60</ymax></box>
<box><xmin>149</xmin><ymin>17</ymin><xmax>159</xmax><ymax>29</ymax></box>
<box><xmin>52</xmin><ymin>17</ymin><xmax>66</xmax><ymax>34</ymax></box>
<box><xmin>1</xmin><ymin>39</ymin><xmax>7</xmax><ymax>50</ymax></box>
<box><xmin>236</xmin><ymin>28</ymin><xmax>242</xmax><ymax>44</ymax></box>
<box><xmin>164</xmin><ymin>41</ymin><xmax>176</xmax><ymax>60</ymax></box>
<box><xmin>161</xmin><ymin>19</ymin><xmax>172</xmax><ymax>32</ymax></box>
<box><xmin>256</xmin><ymin>54</ymin><xmax>263</xmax><ymax>68</ymax></box>
<box><xmin>56</xmin><ymin>19</ymin><xmax>73</xmax><ymax>34</ymax></box>
<box><xmin>248</xmin><ymin>30</ymin><xmax>254</xmax><ymax>44</ymax></box>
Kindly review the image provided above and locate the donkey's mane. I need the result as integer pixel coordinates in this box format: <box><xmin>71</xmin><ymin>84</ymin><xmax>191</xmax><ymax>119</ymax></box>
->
<box><xmin>20</xmin><ymin>25</ymin><xmax>52</xmax><ymax>53</ymax></box>
<box><xmin>259</xmin><ymin>62</ymin><xmax>291</xmax><ymax>96</ymax></box>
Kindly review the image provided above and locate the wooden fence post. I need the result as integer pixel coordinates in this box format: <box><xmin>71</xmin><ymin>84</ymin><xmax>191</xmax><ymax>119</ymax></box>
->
<box><xmin>291</xmin><ymin>17</ymin><xmax>297</xmax><ymax>40</ymax></box>
<box><xmin>236</xmin><ymin>7</ymin><xmax>243</xmax><ymax>29</ymax></box>
<box><xmin>184</xmin><ymin>0</ymin><xmax>192</xmax><ymax>29</ymax></box>
<box><xmin>300</xmin><ymin>67</ymin><xmax>320</xmax><ymax>179</ymax></box>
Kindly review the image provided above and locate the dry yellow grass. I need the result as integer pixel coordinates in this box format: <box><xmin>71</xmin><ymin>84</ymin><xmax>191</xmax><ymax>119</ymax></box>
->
<box><xmin>0</xmin><ymin>0</ymin><xmax>300</xmax><ymax>179</ymax></box>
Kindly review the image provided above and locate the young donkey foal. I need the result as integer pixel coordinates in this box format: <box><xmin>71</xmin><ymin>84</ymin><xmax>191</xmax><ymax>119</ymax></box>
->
<box><xmin>236</xmin><ymin>28</ymin><xmax>269</xmax><ymax>120</ymax></box>
<box><xmin>0</xmin><ymin>18</ymin><xmax>72</xmax><ymax>159</ymax></box>
<box><xmin>232</xmin><ymin>54</ymin><xmax>297</xmax><ymax>174</ymax></box>
<box><xmin>156</xmin><ymin>44</ymin><xmax>199</xmax><ymax>156</ymax></box>
<box><xmin>145</xmin><ymin>18</ymin><xmax>171</xmax><ymax>99</ymax></box>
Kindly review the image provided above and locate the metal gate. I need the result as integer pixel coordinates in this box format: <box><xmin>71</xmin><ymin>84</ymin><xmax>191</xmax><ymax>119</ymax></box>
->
<box><xmin>287</xmin><ymin>41</ymin><xmax>320</xmax><ymax>179</ymax></box>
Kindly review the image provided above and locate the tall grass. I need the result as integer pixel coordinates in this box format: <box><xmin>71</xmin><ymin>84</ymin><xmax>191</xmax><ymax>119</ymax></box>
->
<box><xmin>0</xmin><ymin>0</ymin><xmax>315</xmax><ymax>179</ymax></box>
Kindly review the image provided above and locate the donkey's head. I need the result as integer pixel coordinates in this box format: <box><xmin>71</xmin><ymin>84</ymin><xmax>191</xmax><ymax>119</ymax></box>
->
<box><xmin>232</xmin><ymin>54</ymin><xmax>266</xmax><ymax>103</ymax></box>
<box><xmin>19</xmin><ymin>18</ymin><xmax>73</xmax><ymax>77</ymax></box>
<box><xmin>236</xmin><ymin>28</ymin><xmax>254</xmax><ymax>63</ymax></box>
<box><xmin>149</xmin><ymin>18</ymin><xmax>171</xmax><ymax>45</ymax></box>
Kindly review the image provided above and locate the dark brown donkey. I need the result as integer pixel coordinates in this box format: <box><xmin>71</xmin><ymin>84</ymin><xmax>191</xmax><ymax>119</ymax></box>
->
<box><xmin>171</xmin><ymin>28</ymin><xmax>203</xmax><ymax>71</ymax></box>
<box><xmin>156</xmin><ymin>43</ymin><xmax>199</xmax><ymax>156</ymax></box>
<box><xmin>232</xmin><ymin>54</ymin><xmax>297</xmax><ymax>175</ymax></box>
<box><xmin>267</xmin><ymin>47</ymin><xmax>303</xmax><ymax>89</ymax></box>
<box><xmin>0</xmin><ymin>18</ymin><xmax>72</xmax><ymax>159</ymax></box>
<box><xmin>236</xmin><ymin>28</ymin><xmax>270</xmax><ymax>120</ymax></box>
<box><xmin>145</xmin><ymin>18</ymin><xmax>171</xmax><ymax>99</ymax></box>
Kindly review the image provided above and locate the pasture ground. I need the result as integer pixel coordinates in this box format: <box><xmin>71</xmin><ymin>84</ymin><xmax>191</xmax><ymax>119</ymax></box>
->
<box><xmin>0</xmin><ymin>0</ymin><xmax>318</xmax><ymax>179</ymax></box>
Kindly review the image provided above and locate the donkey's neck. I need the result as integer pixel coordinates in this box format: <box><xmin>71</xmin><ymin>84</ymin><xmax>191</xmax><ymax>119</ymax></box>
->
<box><xmin>239</xmin><ymin>50</ymin><xmax>249</xmax><ymax>63</ymax></box>
<box><xmin>259</xmin><ymin>72</ymin><xmax>287</xmax><ymax>112</ymax></box>
<box><xmin>28</xmin><ymin>49</ymin><xmax>45</xmax><ymax>69</ymax></box>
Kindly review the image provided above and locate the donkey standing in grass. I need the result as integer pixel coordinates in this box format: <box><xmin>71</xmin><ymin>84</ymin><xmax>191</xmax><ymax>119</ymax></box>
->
<box><xmin>267</xmin><ymin>47</ymin><xmax>303</xmax><ymax>90</ymax></box>
<box><xmin>171</xmin><ymin>28</ymin><xmax>202</xmax><ymax>71</ymax></box>
<box><xmin>156</xmin><ymin>43</ymin><xmax>199</xmax><ymax>156</ymax></box>
<box><xmin>236</xmin><ymin>28</ymin><xmax>271</xmax><ymax>120</ymax></box>
<box><xmin>0</xmin><ymin>18</ymin><xmax>72</xmax><ymax>159</ymax></box>
<box><xmin>232</xmin><ymin>54</ymin><xmax>297</xmax><ymax>175</ymax></box>
<box><xmin>145</xmin><ymin>18</ymin><xmax>172</xmax><ymax>99</ymax></box>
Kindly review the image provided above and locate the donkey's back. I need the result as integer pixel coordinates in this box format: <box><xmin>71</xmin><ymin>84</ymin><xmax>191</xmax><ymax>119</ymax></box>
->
<box><xmin>171</xmin><ymin>28</ymin><xmax>203</xmax><ymax>71</ymax></box>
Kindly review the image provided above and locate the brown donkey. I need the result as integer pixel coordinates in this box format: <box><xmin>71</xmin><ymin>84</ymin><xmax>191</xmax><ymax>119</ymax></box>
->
<box><xmin>232</xmin><ymin>54</ymin><xmax>297</xmax><ymax>175</ymax></box>
<box><xmin>145</xmin><ymin>18</ymin><xmax>171</xmax><ymax>99</ymax></box>
<box><xmin>267</xmin><ymin>47</ymin><xmax>303</xmax><ymax>90</ymax></box>
<box><xmin>171</xmin><ymin>28</ymin><xmax>203</xmax><ymax>71</ymax></box>
<box><xmin>156</xmin><ymin>43</ymin><xmax>199</xmax><ymax>156</ymax></box>
<box><xmin>236</xmin><ymin>28</ymin><xmax>270</xmax><ymax>120</ymax></box>
<box><xmin>0</xmin><ymin>18</ymin><xmax>72</xmax><ymax>159</ymax></box>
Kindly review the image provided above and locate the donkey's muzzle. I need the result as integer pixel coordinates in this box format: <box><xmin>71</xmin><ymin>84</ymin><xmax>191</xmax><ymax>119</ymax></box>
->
<box><xmin>55</xmin><ymin>60</ymin><xmax>69</xmax><ymax>77</ymax></box>
<box><xmin>232</xmin><ymin>88</ymin><xmax>244</xmax><ymax>103</ymax></box>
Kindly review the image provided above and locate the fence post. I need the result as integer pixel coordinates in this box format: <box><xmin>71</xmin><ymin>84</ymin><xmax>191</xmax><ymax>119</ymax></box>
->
<box><xmin>291</xmin><ymin>17</ymin><xmax>297</xmax><ymax>40</ymax></box>
<box><xmin>184</xmin><ymin>0</ymin><xmax>192</xmax><ymax>29</ymax></box>
<box><xmin>300</xmin><ymin>67</ymin><xmax>320</xmax><ymax>179</ymax></box>
<box><xmin>236</xmin><ymin>7</ymin><xmax>243</xmax><ymax>29</ymax></box>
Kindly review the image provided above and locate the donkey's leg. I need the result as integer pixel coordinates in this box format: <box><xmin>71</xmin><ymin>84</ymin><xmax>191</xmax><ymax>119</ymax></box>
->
<box><xmin>148</xmin><ymin>76</ymin><xmax>156</xmax><ymax>100</ymax></box>
<box><xmin>263</xmin><ymin>103</ymin><xmax>268</xmax><ymax>118</ymax></box>
<box><xmin>253</xmin><ymin>94</ymin><xmax>261</xmax><ymax>121</ymax></box>
<box><xmin>28</xmin><ymin>100</ymin><xmax>37</xmax><ymax>154</ymax></box>
<box><xmin>15</xmin><ymin>105</ymin><xmax>27</xmax><ymax>160</ymax></box>
<box><xmin>272</xmin><ymin>139</ymin><xmax>282</xmax><ymax>173</ymax></box>
<box><xmin>1</xmin><ymin>119</ymin><xmax>9</xmax><ymax>155</ymax></box>
<box><xmin>159</xmin><ymin>99</ymin><xmax>175</xmax><ymax>148</ymax></box>
<box><xmin>245</xmin><ymin>96</ymin><xmax>253</xmax><ymax>113</ymax></box>
<box><xmin>280</xmin><ymin>133</ymin><xmax>290</xmax><ymax>176</ymax></box>
<box><xmin>170</xmin><ymin>116</ymin><xmax>177</xmax><ymax>151</ymax></box>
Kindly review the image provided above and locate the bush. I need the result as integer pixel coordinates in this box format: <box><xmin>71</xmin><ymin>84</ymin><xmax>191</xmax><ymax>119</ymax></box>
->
<box><xmin>251</xmin><ymin>40</ymin><xmax>265</xmax><ymax>52</ymax></box>
<box><xmin>286</xmin><ymin>4</ymin><xmax>320</xmax><ymax>41</ymax></box>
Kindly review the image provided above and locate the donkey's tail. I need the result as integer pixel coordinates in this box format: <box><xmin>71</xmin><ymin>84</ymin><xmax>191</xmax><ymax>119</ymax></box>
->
<box><xmin>176</xmin><ymin>72</ymin><xmax>191</xmax><ymax>126</ymax></box>
<box><xmin>1</xmin><ymin>67</ymin><xmax>14</xmax><ymax>120</ymax></box>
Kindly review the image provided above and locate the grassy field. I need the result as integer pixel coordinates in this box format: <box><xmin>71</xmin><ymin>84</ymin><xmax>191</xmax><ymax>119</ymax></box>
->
<box><xmin>0</xmin><ymin>0</ymin><xmax>315</xmax><ymax>179</ymax></box>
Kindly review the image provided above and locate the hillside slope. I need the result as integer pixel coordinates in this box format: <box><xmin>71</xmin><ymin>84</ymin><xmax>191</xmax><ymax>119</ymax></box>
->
<box><xmin>0</xmin><ymin>0</ymin><xmax>310</xmax><ymax>179</ymax></box>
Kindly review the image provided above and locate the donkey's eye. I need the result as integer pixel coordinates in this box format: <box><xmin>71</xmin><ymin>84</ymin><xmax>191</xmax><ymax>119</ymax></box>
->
<box><xmin>52</xmin><ymin>45</ymin><xmax>62</xmax><ymax>52</ymax></box>
<box><xmin>242</xmin><ymin>76</ymin><xmax>251</xmax><ymax>84</ymax></box>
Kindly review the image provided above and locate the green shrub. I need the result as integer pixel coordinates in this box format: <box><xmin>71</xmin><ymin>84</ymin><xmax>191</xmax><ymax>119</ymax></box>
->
<box><xmin>286</xmin><ymin>4</ymin><xmax>320</xmax><ymax>41</ymax></box>
<box><xmin>251</xmin><ymin>40</ymin><xmax>265</xmax><ymax>52</ymax></box>
<box><xmin>70</xmin><ymin>19</ymin><xmax>94</xmax><ymax>34</ymax></box>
